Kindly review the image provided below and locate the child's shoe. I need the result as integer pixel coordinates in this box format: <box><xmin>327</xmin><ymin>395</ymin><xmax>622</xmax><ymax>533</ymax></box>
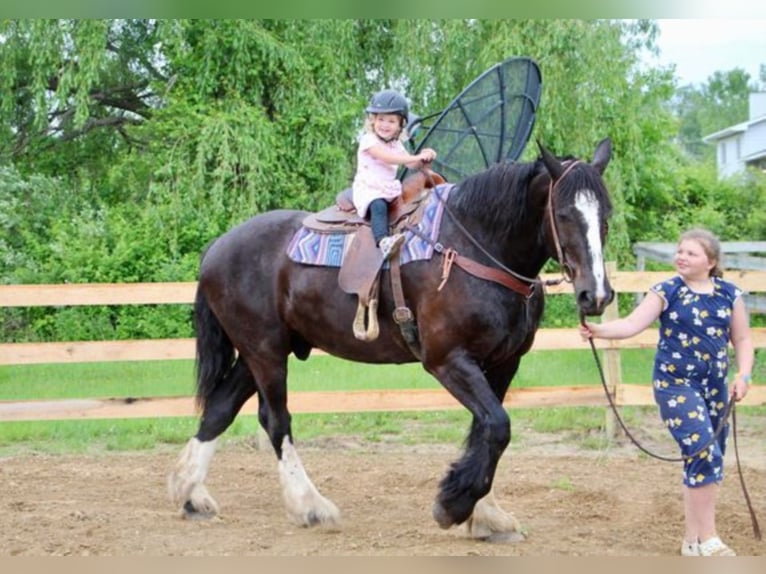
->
<box><xmin>379</xmin><ymin>233</ymin><xmax>405</xmax><ymax>260</ymax></box>
<box><xmin>680</xmin><ymin>539</ymin><xmax>699</xmax><ymax>556</ymax></box>
<box><xmin>698</xmin><ymin>536</ymin><xmax>736</xmax><ymax>556</ymax></box>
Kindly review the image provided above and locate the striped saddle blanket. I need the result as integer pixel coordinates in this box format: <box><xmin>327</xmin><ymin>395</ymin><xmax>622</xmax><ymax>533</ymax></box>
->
<box><xmin>286</xmin><ymin>184</ymin><xmax>453</xmax><ymax>267</ymax></box>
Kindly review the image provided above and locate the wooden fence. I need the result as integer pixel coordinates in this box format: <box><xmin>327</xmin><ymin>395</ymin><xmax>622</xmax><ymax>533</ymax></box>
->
<box><xmin>1</xmin><ymin>265</ymin><xmax>764</xmax><ymax>422</ymax></box>
<box><xmin>633</xmin><ymin>241</ymin><xmax>766</xmax><ymax>313</ymax></box>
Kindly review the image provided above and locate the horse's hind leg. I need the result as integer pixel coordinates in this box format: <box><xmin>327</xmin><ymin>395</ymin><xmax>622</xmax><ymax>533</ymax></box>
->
<box><xmin>168</xmin><ymin>358</ymin><xmax>255</xmax><ymax>519</ymax></box>
<box><xmin>248</xmin><ymin>354</ymin><xmax>341</xmax><ymax>529</ymax></box>
<box><xmin>277</xmin><ymin>435</ymin><xmax>341</xmax><ymax>528</ymax></box>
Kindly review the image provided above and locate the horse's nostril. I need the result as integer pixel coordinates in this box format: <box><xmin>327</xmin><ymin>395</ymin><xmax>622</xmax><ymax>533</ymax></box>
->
<box><xmin>577</xmin><ymin>290</ymin><xmax>594</xmax><ymax>308</ymax></box>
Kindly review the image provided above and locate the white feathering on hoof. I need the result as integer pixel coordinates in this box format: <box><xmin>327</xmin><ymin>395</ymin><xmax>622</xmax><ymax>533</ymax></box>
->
<box><xmin>167</xmin><ymin>437</ymin><xmax>219</xmax><ymax>517</ymax></box>
<box><xmin>278</xmin><ymin>437</ymin><xmax>341</xmax><ymax>529</ymax></box>
<box><xmin>466</xmin><ymin>488</ymin><xmax>524</xmax><ymax>543</ymax></box>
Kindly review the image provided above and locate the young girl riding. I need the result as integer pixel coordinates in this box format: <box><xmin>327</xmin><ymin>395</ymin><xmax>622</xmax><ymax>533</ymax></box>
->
<box><xmin>352</xmin><ymin>89</ymin><xmax>437</xmax><ymax>259</ymax></box>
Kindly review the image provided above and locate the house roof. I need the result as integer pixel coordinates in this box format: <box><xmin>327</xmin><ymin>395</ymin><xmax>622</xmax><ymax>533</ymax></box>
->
<box><xmin>743</xmin><ymin>148</ymin><xmax>766</xmax><ymax>162</ymax></box>
<box><xmin>703</xmin><ymin>115</ymin><xmax>766</xmax><ymax>143</ymax></box>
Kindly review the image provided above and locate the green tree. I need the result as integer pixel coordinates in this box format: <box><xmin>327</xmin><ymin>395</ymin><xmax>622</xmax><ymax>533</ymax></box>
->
<box><xmin>9</xmin><ymin>19</ymin><xmax>762</xmax><ymax>342</ymax></box>
<box><xmin>675</xmin><ymin>68</ymin><xmax>757</xmax><ymax>161</ymax></box>
<box><xmin>0</xmin><ymin>20</ymin><xmax>178</xmax><ymax>184</ymax></box>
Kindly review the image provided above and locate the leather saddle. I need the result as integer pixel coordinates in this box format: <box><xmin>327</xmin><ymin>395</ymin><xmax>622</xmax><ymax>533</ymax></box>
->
<box><xmin>302</xmin><ymin>169</ymin><xmax>444</xmax><ymax>234</ymax></box>
<box><xmin>302</xmin><ymin>169</ymin><xmax>446</xmax><ymax>342</ymax></box>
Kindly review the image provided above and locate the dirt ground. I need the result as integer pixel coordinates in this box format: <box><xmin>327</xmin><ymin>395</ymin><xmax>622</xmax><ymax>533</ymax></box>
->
<box><xmin>1</xmin><ymin>416</ymin><xmax>765</xmax><ymax>557</ymax></box>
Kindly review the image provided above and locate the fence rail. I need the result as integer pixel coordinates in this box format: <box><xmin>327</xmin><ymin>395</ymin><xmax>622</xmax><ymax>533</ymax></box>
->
<box><xmin>1</xmin><ymin>267</ymin><xmax>764</xmax><ymax>422</ymax></box>
<box><xmin>633</xmin><ymin>241</ymin><xmax>766</xmax><ymax>312</ymax></box>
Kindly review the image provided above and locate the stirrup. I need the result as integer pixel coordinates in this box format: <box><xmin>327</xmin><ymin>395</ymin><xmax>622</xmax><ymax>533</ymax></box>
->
<box><xmin>352</xmin><ymin>298</ymin><xmax>379</xmax><ymax>341</ymax></box>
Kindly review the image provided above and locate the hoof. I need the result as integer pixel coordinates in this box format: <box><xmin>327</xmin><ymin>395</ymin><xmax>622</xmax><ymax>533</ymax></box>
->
<box><xmin>478</xmin><ymin>530</ymin><xmax>526</xmax><ymax>544</ymax></box>
<box><xmin>181</xmin><ymin>500</ymin><xmax>218</xmax><ymax>521</ymax></box>
<box><xmin>289</xmin><ymin>502</ymin><xmax>342</xmax><ymax>530</ymax></box>
<box><xmin>432</xmin><ymin>500</ymin><xmax>454</xmax><ymax>529</ymax></box>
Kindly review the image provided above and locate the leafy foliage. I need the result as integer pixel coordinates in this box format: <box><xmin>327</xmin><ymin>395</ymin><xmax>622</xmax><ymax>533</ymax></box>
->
<box><xmin>1</xmin><ymin>19</ymin><xmax>764</xmax><ymax>342</ymax></box>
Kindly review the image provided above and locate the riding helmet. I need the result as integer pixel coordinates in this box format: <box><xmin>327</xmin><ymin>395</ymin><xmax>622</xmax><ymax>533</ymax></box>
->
<box><xmin>365</xmin><ymin>89</ymin><xmax>409</xmax><ymax>120</ymax></box>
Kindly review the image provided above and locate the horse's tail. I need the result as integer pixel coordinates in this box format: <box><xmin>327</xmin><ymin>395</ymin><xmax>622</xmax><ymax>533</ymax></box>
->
<box><xmin>193</xmin><ymin>286</ymin><xmax>235</xmax><ymax>410</ymax></box>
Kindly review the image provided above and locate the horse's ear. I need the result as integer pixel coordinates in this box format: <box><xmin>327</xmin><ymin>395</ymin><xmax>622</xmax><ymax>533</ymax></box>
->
<box><xmin>536</xmin><ymin>140</ymin><xmax>564</xmax><ymax>180</ymax></box>
<box><xmin>591</xmin><ymin>138</ymin><xmax>612</xmax><ymax>174</ymax></box>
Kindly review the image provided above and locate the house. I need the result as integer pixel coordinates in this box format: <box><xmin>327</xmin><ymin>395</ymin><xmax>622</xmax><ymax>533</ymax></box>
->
<box><xmin>703</xmin><ymin>92</ymin><xmax>766</xmax><ymax>179</ymax></box>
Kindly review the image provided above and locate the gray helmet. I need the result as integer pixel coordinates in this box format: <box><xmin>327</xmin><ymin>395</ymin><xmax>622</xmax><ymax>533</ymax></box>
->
<box><xmin>365</xmin><ymin>89</ymin><xmax>408</xmax><ymax>120</ymax></box>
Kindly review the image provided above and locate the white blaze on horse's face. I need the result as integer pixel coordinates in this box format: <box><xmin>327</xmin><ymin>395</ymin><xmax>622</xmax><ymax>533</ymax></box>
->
<box><xmin>574</xmin><ymin>190</ymin><xmax>607</xmax><ymax>301</ymax></box>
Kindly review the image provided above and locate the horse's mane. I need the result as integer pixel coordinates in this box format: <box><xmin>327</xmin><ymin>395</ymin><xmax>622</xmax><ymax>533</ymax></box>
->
<box><xmin>449</xmin><ymin>159</ymin><xmax>545</xmax><ymax>233</ymax></box>
<box><xmin>449</xmin><ymin>155</ymin><xmax>612</xmax><ymax>234</ymax></box>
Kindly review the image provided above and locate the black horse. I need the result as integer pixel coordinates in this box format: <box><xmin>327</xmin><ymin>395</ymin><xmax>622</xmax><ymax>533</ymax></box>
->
<box><xmin>168</xmin><ymin>138</ymin><xmax>615</xmax><ymax>541</ymax></box>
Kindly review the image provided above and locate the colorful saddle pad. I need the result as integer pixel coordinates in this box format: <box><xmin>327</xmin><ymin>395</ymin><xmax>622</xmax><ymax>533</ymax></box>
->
<box><xmin>287</xmin><ymin>184</ymin><xmax>454</xmax><ymax>267</ymax></box>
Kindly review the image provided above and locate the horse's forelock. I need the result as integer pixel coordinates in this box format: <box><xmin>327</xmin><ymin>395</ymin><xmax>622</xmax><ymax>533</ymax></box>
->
<box><xmin>554</xmin><ymin>163</ymin><xmax>612</xmax><ymax>217</ymax></box>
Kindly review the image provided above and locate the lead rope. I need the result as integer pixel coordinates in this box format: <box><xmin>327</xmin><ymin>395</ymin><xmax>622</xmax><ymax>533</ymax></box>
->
<box><xmin>731</xmin><ymin>404</ymin><xmax>762</xmax><ymax>539</ymax></box>
<box><xmin>582</xmin><ymin>315</ymin><xmax>761</xmax><ymax>539</ymax></box>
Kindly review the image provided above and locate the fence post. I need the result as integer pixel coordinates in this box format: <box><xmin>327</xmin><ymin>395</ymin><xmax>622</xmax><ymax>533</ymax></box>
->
<box><xmin>602</xmin><ymin>261</ymin><xmax>621</xmax><ymax>442</ymax></box>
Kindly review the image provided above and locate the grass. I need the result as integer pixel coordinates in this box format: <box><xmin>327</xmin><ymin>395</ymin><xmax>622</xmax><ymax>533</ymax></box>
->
<box><xmin>0</xmin><ymin>348</ymin><xmax>659</xmax><ymax>401</ymax></box>
<box><xmin>0</xmin><ymin>348</ymin><xmax>763</xmax><ymax>456</ymax></box>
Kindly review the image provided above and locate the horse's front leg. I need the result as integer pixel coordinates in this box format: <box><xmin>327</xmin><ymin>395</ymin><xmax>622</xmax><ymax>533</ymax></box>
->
<box><xmin>465</xmin><ymin>360</ymin><xmax>524</xmax><ymax>542</ymax></box>
<box><xmin>467</xmin><ymin>487</ymin><xmax>524</xmax><ymax>542</ymax></box>
<box><xmin>426</xmin><ymin>352</ymin><xmax>511</xmax><ymax>530</ymax></box>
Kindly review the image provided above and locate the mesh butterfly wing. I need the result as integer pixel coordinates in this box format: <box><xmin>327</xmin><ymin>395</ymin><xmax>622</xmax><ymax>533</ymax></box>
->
<box><xmin>402</xmin><ymin>57</ymin><xmax>542</xmax><ymax>182</ymax></box>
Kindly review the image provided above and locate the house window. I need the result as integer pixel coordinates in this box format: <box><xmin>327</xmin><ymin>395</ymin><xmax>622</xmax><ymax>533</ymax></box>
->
<box><xmin>720</xmin><ymin>142</ymin><xmax>727</xmax><ymax>164</ymax></box>
<box><xmin>736</xmin><ymin>137</ymin><xmax>741</xmax><ymax>159</ymax></box>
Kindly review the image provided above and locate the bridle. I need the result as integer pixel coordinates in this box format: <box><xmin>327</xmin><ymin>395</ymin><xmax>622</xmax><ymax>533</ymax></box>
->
<box><xmin>546</xmin><ymin>159</ymin><xmax>582</xmax><ymax>283</ymax></box>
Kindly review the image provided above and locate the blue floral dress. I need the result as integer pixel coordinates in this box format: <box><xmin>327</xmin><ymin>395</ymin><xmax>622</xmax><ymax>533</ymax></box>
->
<box><xmin>650</xmin><ymin>276</ymin><xmax>743</xmax><ymax>487</ymax></box>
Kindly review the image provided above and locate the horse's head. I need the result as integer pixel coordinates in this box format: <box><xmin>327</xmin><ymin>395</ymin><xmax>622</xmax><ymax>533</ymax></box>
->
<box><xmin>538</xmin><ymin>138</ymin><xmax>614</xmax><ymax>316</ymax></box>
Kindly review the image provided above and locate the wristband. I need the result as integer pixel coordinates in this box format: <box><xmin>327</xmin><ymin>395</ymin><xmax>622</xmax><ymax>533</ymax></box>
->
<box><xmin>739</xmin><ymin>373</ymin><xmax>751</xmax><ymax>385</ymax></box>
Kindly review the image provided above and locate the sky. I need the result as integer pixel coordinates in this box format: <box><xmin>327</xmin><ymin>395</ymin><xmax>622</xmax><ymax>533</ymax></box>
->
<box><xmin>652</xmin><ymin>19</ymin><xmax>766</xmax><ymax>86</ymax></box>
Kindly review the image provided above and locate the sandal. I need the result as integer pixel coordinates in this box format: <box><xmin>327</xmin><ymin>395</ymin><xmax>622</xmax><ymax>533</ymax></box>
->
<box><xmin>681</xmin><ymin>539</ymin><xmax>699</xmax><ymax>556</ymax></box>
<box><xmin>698</xmin><ymin>536</ymin><xmax>736</xmax><ymax>556</ymax></box>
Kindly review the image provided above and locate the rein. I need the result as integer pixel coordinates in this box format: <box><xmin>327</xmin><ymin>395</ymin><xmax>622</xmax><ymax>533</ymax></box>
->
<box><xmin>415</xmin><ymin>164</ymin><xmax>581</xmax><ymax>296</ymax></box>
<box><xmin>582</xmin><ymin>317</ymin><xmax>761</xmax><ymax>540</ymax></box>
